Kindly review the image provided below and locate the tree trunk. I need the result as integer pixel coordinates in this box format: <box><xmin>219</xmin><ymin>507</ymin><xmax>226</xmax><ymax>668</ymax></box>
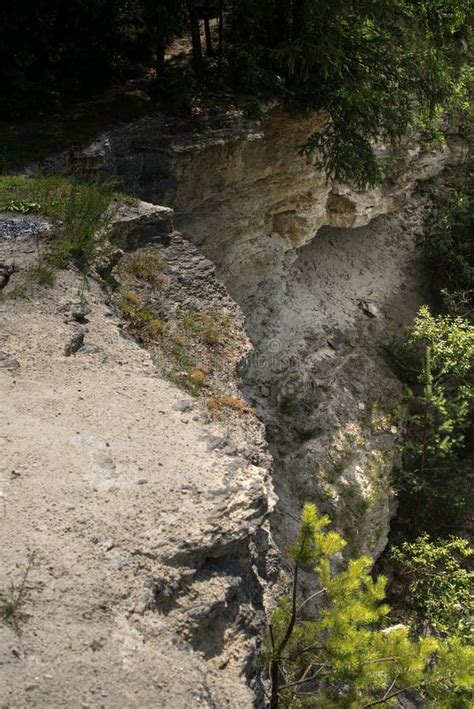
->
<box><xmin>204</xmin><ymin>13</ymin><xmax>215</xmax><ymax>56</ymax></box>
<box><xmin>156</xmin><ymin>32</ymin><xmax>166</xmax><ymax>77</ymax></box>
<box><xmin>276</xmin><ymin>0</ymin><xmax>292</xmax><ymax>43</ymax></box>
<box><xmin>269</xmin><ymin>561</ymin><xmax>300</xmax><ymax>708</ymax></box>
<box><xmin>188</xmin><ymin>4</ymin><xmax>203</xmax><ymax>78</ymax></box>
<box><xmin>292</xmin><ymin>0</ymin><xmax>307</xmax><ymax>40</ymax></box>
<box><xmin>217</xmin><ymin>0</ymin><xmax>224</xmax><ymax>56</ymax></box>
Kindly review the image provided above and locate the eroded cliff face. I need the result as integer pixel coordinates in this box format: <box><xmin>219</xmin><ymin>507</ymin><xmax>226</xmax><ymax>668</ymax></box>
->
<box><xmin>170</xmin><ymin>110</ymin><xmax>446</xmax><ymax>298</ymax></box>
<box><xmin>163</xmin><ymin>111</ymin><xmax>441</xmax><ymax>563</ymax></box>
<box><xmin>70</xmin><ymin>106</ymin><xmax>454</xmax><ymax>565</ymax></box>
<box><xmin>72</xmin><ymin>107</ymin><xmax>450</xmax><ymax>296</ymax></box>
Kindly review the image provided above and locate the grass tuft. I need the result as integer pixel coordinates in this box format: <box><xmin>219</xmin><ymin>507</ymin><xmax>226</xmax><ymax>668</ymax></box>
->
<box><xmin>0</xmin><ymin>551</ymin><xmax>36</xmax><ymax>627</ymax></box>
<box><xmin>29</xmin><ymin>265</ymin><xmax>57</xmax><ymax>286</ymax></box>
<box><xmin>207</xmin><ymin>394</ymin><xmax>254</xmax><ymax>417</ymax></box>
<box><xmin>126</xmin><ymin>252</ymin><xmax>163</xmax><ymax>284</ymax></box>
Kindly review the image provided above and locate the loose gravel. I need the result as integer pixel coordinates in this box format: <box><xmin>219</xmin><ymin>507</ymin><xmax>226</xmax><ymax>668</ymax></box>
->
<box><xmin>0</xmin><ymin>215</ymin><xmax>51</xmax><ymax>240</ymax></box>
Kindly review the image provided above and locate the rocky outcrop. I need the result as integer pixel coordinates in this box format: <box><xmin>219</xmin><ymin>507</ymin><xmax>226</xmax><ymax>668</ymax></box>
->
<box><xmin>62</xmin><ymin>106</ymin><xmax>455</xmax><ymax>564</ymax></box>
<box><xmin>242</xmin><ymin>203</ymin><xmax>431</xmax><ymax>569</ymax></box>
<box><xmin>66</xmin><ymin>107</ymin><xmax>452</xmax><ymax>298</ymax></box>
<box><xmin>5</xmin><ymin>107</ymin><xmax>460</xmax><ymax>708</ymax></box>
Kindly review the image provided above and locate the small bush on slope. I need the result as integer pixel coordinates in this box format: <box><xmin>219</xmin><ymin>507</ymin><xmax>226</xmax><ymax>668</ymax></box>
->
<box><xmin>391</xmin><ymin>535</ymin><xmax>473</xmax><ymax>643</ymax></box>
<box><xmin>264</xmin><ymin>504</ymin><xmax>473</xmax><ymax>708</ymax></box>
<box><xmin>393</xmin><ymin>306</ymin><xmax>474</xmax><ymax>536</ymax></box>
<box><xmin>0</xmin><ymin>174</ymin><xmax>123</xmax><ymax>271</ymax></box>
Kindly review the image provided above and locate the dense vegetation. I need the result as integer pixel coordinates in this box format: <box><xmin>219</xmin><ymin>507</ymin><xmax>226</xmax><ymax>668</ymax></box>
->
<box><xmin>393</xmin><ymin>306</ymin><xmax>474</xmax><ymax>537</ymax></box>
<box><xmin>419</xmin><ymin>155</ymin><xmax>474</xmax><ymax>305</ymax></box>
<box><xmin>391</xmin><ymin>535</ymin><xmax>473</xmax><ymax>643</ymax></box>
<box><xmin>2</xmin><ymin>1</ymin><xmax>472</xmax><ymax>186</ymax></box>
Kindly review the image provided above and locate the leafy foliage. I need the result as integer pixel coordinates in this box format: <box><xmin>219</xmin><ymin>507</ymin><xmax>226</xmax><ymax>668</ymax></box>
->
<box><xmin>408</xmin><ymin>306</ymin><xmax>474</xmax><ymax>380</ymax></box>
<box><xmin>1</xmin><ymin>1</ymin><xmax>471</xmax><ymax>188</ymax></box>
<box><xmin>391</xmin><ymin>535</ymin><xmax>473</xmax><ymax>643</ymax></box>
<box><xmin>394</xmin><ymin>307</ymin><xmax>474</xmax><ymax>535</ymax></box>
<box><xmin>50</xmin><ymin>180</ymin><xmax>115</xmax><ymax>270</ymax></box>
<box><xmin>0</xmin><ymin>0</ymin><xmax>152</xmax><ymax>116</ymax></box>
<box><xmin>0</xmin><ymin>174</ymin><xmax>120</xmax><ymax>270</ymax></box>
<box><xmin>229</xmin><ymin>0</ymin><xmax>472</xmax><ymax>187</ymax></box>
<box><xmin>419</xmin><ymin>158</ymin><xmax>474</xmax><ymax>304</ymax></box>
<box><xmin>265</xmin><ymin>504</ymin><xmax>474</xmax><ymax>707</ymax></box>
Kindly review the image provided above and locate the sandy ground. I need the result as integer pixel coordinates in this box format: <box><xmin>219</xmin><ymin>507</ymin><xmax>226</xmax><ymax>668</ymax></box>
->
<box><xmin>0</xmin><ymin>220</ymin><xmax>271</xmax><ymax>708</ymax></box>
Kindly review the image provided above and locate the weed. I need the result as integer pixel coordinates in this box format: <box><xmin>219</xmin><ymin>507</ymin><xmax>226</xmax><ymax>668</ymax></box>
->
<box><xmin>2</xmin><ymin>198</ymin><xmax>41</xmax><ymax>214</ymax></box>
<box><xmin>29</xmin><ymin>265</ymin><xmax>56</xmax><ymax>286</ymax></box>
<box><xmin>179</xmin><ymin>307</ymin><xmax>229</xmax><ymax>346</ymax></box>
<box><xmin>171</xmin><ymin>333</ymin><xmax>186</xmax><ymax>348</ymax></box>
<box><xmin>121</xmin><ymin>289</ymin><xmax>142</xmax><ymax>309</ymax></box>
<box><xmin>188</xmin><ymin>369</ymin><xmax>206</xmax><ymax>387</ymax></box>
<box><xmin>170</xmin><ymin>367</ymin><xmax>208</xmax><ymax>396</ymax></box>
<box><xmin>0</xmin><ymin>174</ymin><xmax>122</xmax><ymax>272</ymax></box>
<box><xmin>0</xmin><ymin>551</ymin><xmax>36</xmax><ymax>626</ymax></box>
<box><xmin>49</xmin><ymin>179</ymin><xmax>114</xmax><ymax>270</ymax></box>
<box><xmin>125</xmin><ymin>251</ymin><xmax>163</xmax><ymax>285</ymax></box>
<box><xmin>0</xmin><ymin>174</ymin><xmax>72</xmax><ymax>218</ymax></box>
<box><xmin>119</xmin><ymin>289</ymin><xmax>168</xmax><ymax>345</ymax></box>
<box><xmin>147</xmin><ymin>318</ymin><xmax>166</xmax><ymax>338</ymax></box>
<box><xmin>116</xmin><ymin>277</ymin><xmax>237</xmax><ymax>399</ymax></box>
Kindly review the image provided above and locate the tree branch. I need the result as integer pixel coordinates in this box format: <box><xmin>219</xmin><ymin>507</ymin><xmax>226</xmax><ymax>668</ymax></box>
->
<box><xmin>363</xmin><ymin>685</ymin><xmax>415</xmax><ymax>707</ymax></box>
<box><xmin>297</xmin><ymin>587</ymin><xmax>327</xmax><ymax>614</ymax></box>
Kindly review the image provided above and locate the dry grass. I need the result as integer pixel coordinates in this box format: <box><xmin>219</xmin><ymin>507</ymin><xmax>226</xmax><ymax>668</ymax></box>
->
<box><xmin>188</xmin><ymin>369</ymin><xmax>206</xmax><ymax>386</ymax></box>
<box><xmin>115</xmin><ymin>252</ymin><xmax>240</xmax><ymax>399</ymax></box>
<box><xmin>207</xmin><ymin>394</ymin><xmax>254</xmax><ymax>417</ymax></box>
<box><xmin>122</xmin><ymin>251</ymin><xmax>164</xmax><ymax>286</ymax></box>
<box><xmin>179</xmin><ymin>307</ymin><xmax>230</xmax><ymax>347</ymax></box>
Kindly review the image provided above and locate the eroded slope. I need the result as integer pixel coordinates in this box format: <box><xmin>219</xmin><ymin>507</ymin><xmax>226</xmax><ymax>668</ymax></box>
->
<box><xmin>0</xmin><ymin>209</ymin><xmax>274</xmax><ymax>707</ymax></box>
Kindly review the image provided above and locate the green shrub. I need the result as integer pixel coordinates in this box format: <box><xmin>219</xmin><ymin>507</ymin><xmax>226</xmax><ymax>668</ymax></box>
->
<box><xmin>0</xmin><ymin>174</ymin><xmax>117</xmax><ymax>271</ymax></box>
<box><xmin>394</xmin><ymin>307</ymin><xmax>474</xmax><ymax>535</ymax></box>
<box><xmin>264</xmin><ymin>504</ymin><xmax>474</xmax><ymax>707</ymax></box>
<box><xmin>418</xmin><ymin>158</ymin><xmax>473</xmax><ymax>304</ymax></box>
<box><xmin>48</xmin><ymin>179</ymin><xmax>114</xmax><ymax>270</ymax></box>
<box><xmin>391</xmin><ymin>535</ymin><xmax>473</xmax><ymax>643</ymax></box>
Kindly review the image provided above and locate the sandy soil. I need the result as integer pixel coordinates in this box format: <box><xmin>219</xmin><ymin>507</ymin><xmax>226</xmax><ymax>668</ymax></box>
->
<box><xmin>0</xmin><ymin>219</ymin><xmax>271</xmax><ymax>708</ymax></box>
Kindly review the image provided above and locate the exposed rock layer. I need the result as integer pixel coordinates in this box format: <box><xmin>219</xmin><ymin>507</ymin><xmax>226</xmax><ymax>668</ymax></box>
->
<box><xmin>70</xmin><ymin>107</ymin><xmax>452</xmax><ymax>297</ymax></box>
